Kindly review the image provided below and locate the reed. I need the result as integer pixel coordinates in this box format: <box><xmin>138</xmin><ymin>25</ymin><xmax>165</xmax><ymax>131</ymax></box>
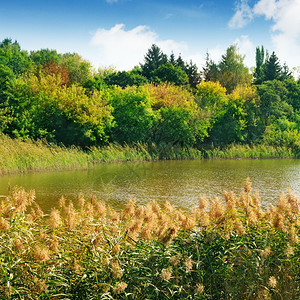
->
<box><xmin>0</xmin><ymin>179</ymin><xmax>299</xmax><ymax>299</ymax></box>
<box><xmin>205</xmin><ymin>143</ymin><xmax>296</xmax><ymax>159</ymax></box>
<box><xmin>0</xmin><ymin>134</ymin><xmax>297</xmax><ymax>176</ymax></box>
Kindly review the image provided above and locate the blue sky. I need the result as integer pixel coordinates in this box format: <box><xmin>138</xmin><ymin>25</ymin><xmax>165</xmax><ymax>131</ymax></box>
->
<box><xmin>1</xmin><ymin>0</ymin><xmax>300</xmax><ymax>73</ymax></box>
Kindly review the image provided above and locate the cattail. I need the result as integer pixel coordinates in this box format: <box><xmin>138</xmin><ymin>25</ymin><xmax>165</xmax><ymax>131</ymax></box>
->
<box><xmin>135</xmin><ymin>206</ymin><xmax>144</xmax><ymax>218</ymax></box>
<box><xmin>49</xmin><ymin>208</ymin><xmax>62</xmax><ymax>229</ymax></box>
<box><xmin>268</xmin><ymin>276</ymin><xmax>277</xmax><ymax>288</ymax></box>
<box><xmin>49</xmin><ymin>239</ymin><xmax>59</xmax><ymax>253</ymax></box>
<box><xmin>182</xmin><ymin>215</ymin><xmax>196</xmax><ymax>231</ymax></box>
<box><xmin>108</xmin><ymin>208</ymin><xmax>120</xmax><ymax>224</ymax></box>
<box><xmin>111</xmin><ymin>261</ymin><xmax>123</xmax><ymax>279</ymax></box>
<box><xmin>151</xmin><ymin>201</ymin><xmax>161</xmax><ymax>218</ymax></box>
<box><xmin>183</xmin><ymin>257</ymin><xmax>193</xmax><ymax>272</ymax></box>
<box><xmin>13</xmin><ymin>238</ymin><xmax>24</xmax><ymax>252</ymax></box>
<box><xmin>122</xmin><ymin>198</ymin><xmax>136</xmax><ymax>220</ymax></box>
<box><xmin>272</xmin><ymin>212</ymin><xmax>285</xmax><ymax>230</ymax></box>
<box><xmin>286</xmin><ymin>188</ymin><xmax>299</xmax><ymax>216</ymax></box>
<box><xmin>0</xmin><ymin>217</ymin><xmax>10</xmax><ymax>231</ymax></box>
<box><xmin>260</xmin><ymin>246</ymin><xmax>271</xmax><ymax>259</ymax></box>
<box><xmin>112</xmin><ymin>244</ymin><xmax>121</xmax><ymax>255</ymax></box>
<box><xmin>209</xmin><ymin>198</ymin><xmax>225</xmax><ymax>222</ymax></box>
<box><xmin>195</xmin><ymin>283</ymin><xmax>204</xmax><ymax>295</ymax></box>
<box><xmin>247</xmin><ymin>208</ymin><xmax>258</xmax><ymax>224</ymax></box>
<box><xmin>235</xmin><ymin>219</ymin><xmax>246</xmax><ymax>235</ymax></box>
<box><xmin>224</xmin><ymin>190</ymin><xmax>237</xmax><ymax>212</ymax></box>
<box><xmin>129</xmin><ymin>218</ymin><xmax>143</xmax><ymax>235</ymax></box>
<box><xmin>73</xmin><ymin>259</ymin><xmax>83</xmax><ymax>274</ymax></box>
<box><xmin>277</xmin><ymin>192</ymin><xmax>290</xmax><ymax>214</ymax></box>
<box><xmin>160</xmin><ymin>268</ymin><xmax>172</xmax><ymax>281</ymax></box>
<box><xmin>285</xmin><ymin>243</ymin><xmax>294</xmax><ymax>257</ymax></box>
<box><xmin>58</xmin><ymin>196</ymin><xmax>66</xmax><ymax>209</ymax></box>
<box><xmin>84</xmin><ymin>202</ymin><xmax>94</xmax><ymax>219</ymax></box>
<box><xmin>244</xmin><ymin>177</ymin><xmax>252</xmax><ymax>194</ymax></box>
<box><xmin>141</xmin><ymin>228</ymin><xmax>152</xmax><ymax>240</ymax></box>
<box><xmin>199</xmin><ymin>212</ymin><xmax>210</xmax><ymax>227</ymax></box>
<box><xmin>92</xmin><ymin>233</ymin><xmax>102</xmax><ymax>246</ymax></box>
<box><xmin>33</xmin><ymin>276</ymin><xmax>48</xmax><ymax>293</ymax></box>
<box><xmin>77</xmin><ymin>193</ymin><xmax>85</xmax><ymax>208</ymax></box>
<box><xmin>289</xmin><ymin>226</ymin><xmax>298</xmax><ymax>244</ymax></box>
<box><xmin>252</xmin><ymin>190</ymin><xmax>262</xmax><ymax>208</ymax></box>
<box><xmin>169</xmin><ymin>254</ymin><xmax>181</xmax><ymax>266</ymax></box>
<box><xmin>199</xmin><ymin>195</ymin><xmax>209</xmax><ymax>211</ymax></box>
<box><xmin>33</xmin><ymin>246</ymin><xmax>50</xmax><ymax>263</ymax></box>
<box><xmin>12</xmin><ymin>188</ymin><xmax>35</xmax><ymax>213</ymax></box>
<box><xmin>94</xmin><ymin>200</ymin><xmax>106</xmax><ymax>218</ymax></box>
<box><xmin>164</xmin><ymin>200</ymin><xmax>174</xmax><ymax>214</ymax></box>
<box><xmin>65</xmin><ymin>202</ymin><xmax>77</xmax><ymax>230</ymax></box>
<box><xmin>160</xmin><ymin>226</ymin><xmax>178</xmax><ymax>244</ymax></box>
<box><xmin>113</xmin><ymin>282</ymin><xmax>127</xmax><ymax>294</ymax></box>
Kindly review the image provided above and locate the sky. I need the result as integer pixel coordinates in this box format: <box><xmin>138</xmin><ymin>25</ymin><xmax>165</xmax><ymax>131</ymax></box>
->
<box><xmin>1</xmin><ymin>0</ymin><xmax>300</xmax><ymax>74</ymax></box>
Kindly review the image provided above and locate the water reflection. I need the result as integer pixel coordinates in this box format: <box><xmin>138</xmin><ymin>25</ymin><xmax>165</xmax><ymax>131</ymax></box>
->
<box><xmin>0</xmin><ymin>159</ymin><xmax>299</xmax><ymax>212</ymax></box>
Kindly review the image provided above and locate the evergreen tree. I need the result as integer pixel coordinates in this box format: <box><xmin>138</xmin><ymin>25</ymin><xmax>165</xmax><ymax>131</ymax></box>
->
<box><xmin>263</xmin><ymin>52</ymin><xmax>282</xmax><ymax>81</ymax></box>
<box><xmin>176</xmin><ymin>55</ymin><xmax>185</xmax><ymax>69</ymax></box>
<box><xmin>254</xmin><ymin>46</ymin><xmax>265</xmax><ymax>84</ymax></box>
<box><xmin>185</xmin><ymin>60</ymin><xmax>201</xmax><ymax>88</ymax></box>
<box><xmin>201</xmin><ymin>52</ymin><xmax>218</xmax><ymax>82</ymax></box>
<box><xmin>141</xmin><ymin>44</ymin><xmax>167</xmax><ymax>79</ymax></box>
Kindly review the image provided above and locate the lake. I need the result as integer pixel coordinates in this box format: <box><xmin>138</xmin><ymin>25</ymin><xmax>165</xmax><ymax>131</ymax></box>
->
<box><xmin>0</xmin><ymin>159</ymin><xmax>299</xmax><ymax>213</ymax></box>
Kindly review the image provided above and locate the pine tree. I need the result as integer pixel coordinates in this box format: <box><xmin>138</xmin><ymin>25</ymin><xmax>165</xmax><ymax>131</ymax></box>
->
<box><xmin>263</xmin><ymin>51</ymin><xmax>282</xmax><ymax>81</ymax></box>
<box><xmin>140</xmin><ymin>44</ymin><xmax>168</xmax><ymax>79</ymax></box>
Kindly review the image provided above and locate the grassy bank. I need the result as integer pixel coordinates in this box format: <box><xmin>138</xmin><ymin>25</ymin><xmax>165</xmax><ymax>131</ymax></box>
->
<box><xmin>204</xmin><ymin>144</ymin><xmax>297</xmax><ymax>159</ymax></box>
<box><xmin>0</xmin><ymin>179</ymin><xmax>299</xmax><ymax>299</ymax></box>
<box><xmin>0</xmin><ymin>134</ymin><xmax>297</xmax><ymax>175</ymax></box>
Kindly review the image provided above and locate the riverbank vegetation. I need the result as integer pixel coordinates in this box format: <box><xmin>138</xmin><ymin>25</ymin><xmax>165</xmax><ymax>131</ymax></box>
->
<box><xmin>0</xmin><ymin>179</ymin><xmax>299</xmax><ymax>298</ymax></box>
<box><xmin>0</xmin><ymin>39</ymin><xmax>299</xmax><ymax>168</ymax></box>
<box><xmin>0</xmin><ymin>134</ymin><xmax>297</xmax><ymax>175</ymax></box>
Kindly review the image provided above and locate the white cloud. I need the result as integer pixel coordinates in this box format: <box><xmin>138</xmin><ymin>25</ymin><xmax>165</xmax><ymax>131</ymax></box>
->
<box><xmin>90</xmin><ymin>24</ymin><xmax>187</xmax><ymax>70</ymax></box>
<box><xmin>228</xmin><ymin>0</ymin><xmax>253</xmax><ymax>29</ymax></box>
<box><xmin>234</xmin><ymin>35</ymin><xmax>255</xmax><ymax>68</ymax></box>
<box><xmin>106</xmin><ymin>0</ymin><xmax>118</xmax><ymax>3</ymax></box>
<box><xmin>229</xmin><ymin>0</ymin><xmax>300</xmax><ymax>68</ymax></box>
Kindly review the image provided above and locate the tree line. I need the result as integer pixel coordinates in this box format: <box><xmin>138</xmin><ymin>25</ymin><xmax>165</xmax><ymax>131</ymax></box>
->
<box><xmin>0</xmin><ymin>38</ymin><xmax>299</xmax><ymax>154</ymax></box>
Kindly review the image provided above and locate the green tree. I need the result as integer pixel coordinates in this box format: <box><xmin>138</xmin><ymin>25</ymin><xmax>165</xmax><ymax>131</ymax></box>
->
<box><xmin>109</xmin><ymin>86</ymin><xmax>155</xmax><ymax>144</ymax></box>
<box><xmin>184</xmin><ymin>60</ymin><xmax>201</xmax><ymax>88</ymax></box>
<box><xmin>104</xmin><ymin>71</ymin><xmax>148</xmax><ymax>88</ymax></box>
<box><xmin>30</xmin><ymin>48</ymin><xmax>61</xmax><ymax>66</ymax></box>
<box><xmin>3</xmin><ymin>73</ymin><xmax>114</xmax><ymax>146</ymax></box>
<box><xmin>202</xmin><ymin>52</ymin><xmax>219</xmax><ymax>82</ymax></box>
<box><xmin>262</xmin><ymin>52</ymin><xmax>282</xmax><ymax>81</ymax></box>
<box><xmin>141</xmin><ymin>44</ymin><xmax>168</xmax><ymax>79</ymax></box>
<box><xmin>253</xmin><ymin>46</ymin><xmax>266</xmax><ymax>84</ymax></box>
<box><xmin>0</xmin><ymin>64</ymin><xmax>15</xmax><ymax>132</ymax></box>
<box><xmin>257</xmin><ymin>80</ymin><xmax>294</xmax><ymax>126</ymax></box>
<box><xmin>217</xmin><ymin>45</ymin><xmax>252</xmax><ymax>93</ymax></box>
<box><xmin>201</xmin><ymin>46</ymin><xmax>251</xmax><ymax>93</ymax></box>
<box><xmin>61</xmin><ymin>53</ymin><xmax>93</xmax><ymax>85</ymax></box>
<box><xmin>0</xmin><ymin>38</ymin><xmax>33</xmax><ymax>75</ymax></box>
<box><xmin>150</xmin><ymin>63</ymin><xmax>189</xmax><ymax>86</ymax></box>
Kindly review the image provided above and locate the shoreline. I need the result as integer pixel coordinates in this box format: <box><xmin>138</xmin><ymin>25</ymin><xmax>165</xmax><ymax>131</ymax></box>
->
<box><xmin>0</xmin><ymin>134</ymin><xmax>297</xmax><ymax>176</ymax></box>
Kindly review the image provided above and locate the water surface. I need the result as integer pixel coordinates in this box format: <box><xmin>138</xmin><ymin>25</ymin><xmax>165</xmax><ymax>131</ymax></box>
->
<box><xmin>0</xmin><ymin>159</ymin><xmax>299</xmax><ymax>212</ymax></box>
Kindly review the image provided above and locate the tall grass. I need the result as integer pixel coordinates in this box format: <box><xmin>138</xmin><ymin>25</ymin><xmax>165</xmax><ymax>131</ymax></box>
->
<box><xmin>0</xmin><ymin>134</ymin><xmax>297</xmax><ymax>176</ymax></box>
<box><xmin>0</xmin><ymin>179</ymin><xmax>299</xmax><ymax>299</ymax></box>
<box><xmin>0</xmin><ymin>134</ymin><xmax>89</xmax><ymax>175</ymax></box>
<box><xmin>204</xmin><ymin>143</ymin><xmax>296</xmax><ymax>159</ymax></box>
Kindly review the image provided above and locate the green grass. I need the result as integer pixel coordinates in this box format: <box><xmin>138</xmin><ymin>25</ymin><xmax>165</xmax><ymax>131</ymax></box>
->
<box><xmin>0</xmin><ymin>179</ymin><xmax>299</xmax><ymax>299</ymax></box>
<box><xmin>204</xmin><ymin>143</ymin><xmax>296</xmax><ymax>159</ymax></box>
<box><xmin>0</xmin><ymin>134</ymin><xmax>297</xmax><ymax>176</ymax></box>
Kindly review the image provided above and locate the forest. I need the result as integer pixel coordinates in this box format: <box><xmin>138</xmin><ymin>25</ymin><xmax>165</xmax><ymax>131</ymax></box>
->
<box><xmin>0</xmin><ymin>38</ymin><xmax>299</xmax><ymax>156</ymax></box>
